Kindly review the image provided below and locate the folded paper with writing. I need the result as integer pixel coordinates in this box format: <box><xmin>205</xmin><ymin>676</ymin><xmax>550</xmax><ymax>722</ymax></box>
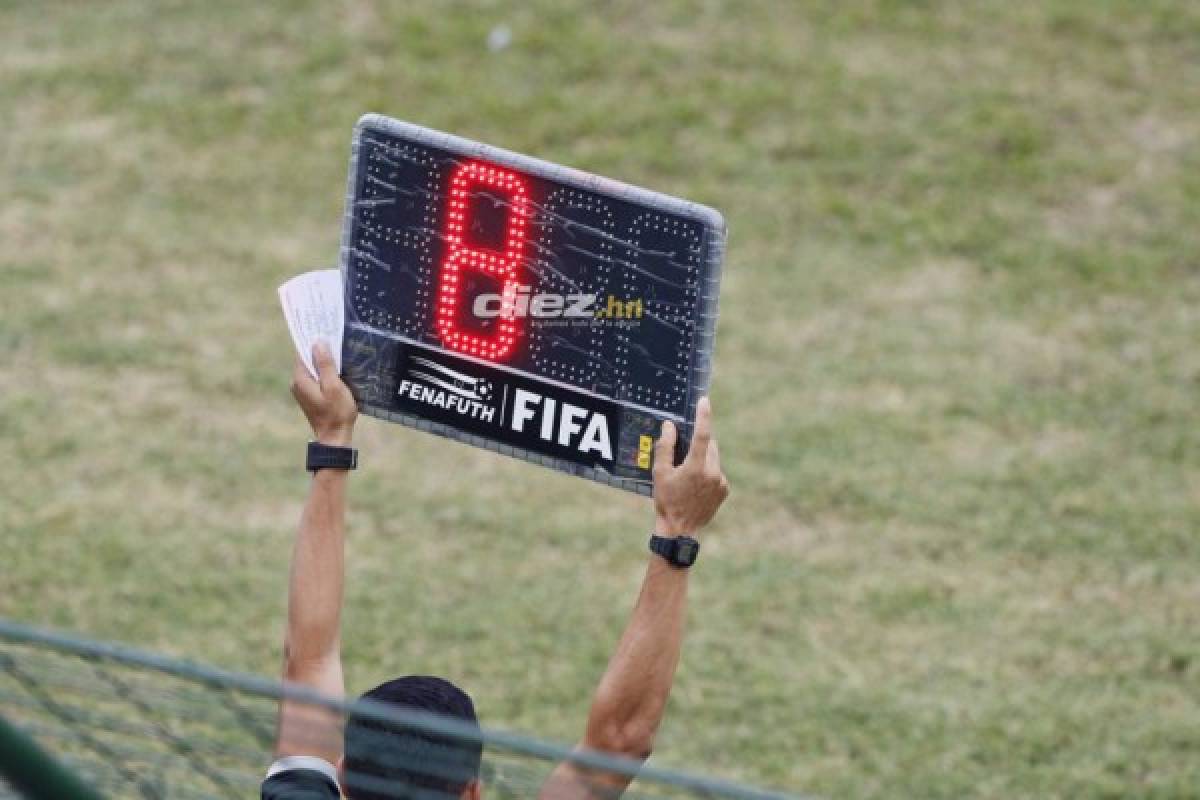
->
<box><xmin>278</xmin><ymin>269</ymin><xmax>343</xmax><ymax>379</ymax></box>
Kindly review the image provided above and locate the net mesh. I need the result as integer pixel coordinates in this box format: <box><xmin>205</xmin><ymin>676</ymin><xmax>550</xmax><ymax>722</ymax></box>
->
<box><xmin>0</xmin><ymin>620</ymin><xmax>799</xmax><ymax>800</ymax></box>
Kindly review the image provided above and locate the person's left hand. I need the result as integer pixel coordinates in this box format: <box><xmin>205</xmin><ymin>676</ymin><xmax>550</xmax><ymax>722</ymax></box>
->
<box><xmin>291</xmin><ymin>341</ymin><xmax>357</xmax><ymax>446</ymax></box>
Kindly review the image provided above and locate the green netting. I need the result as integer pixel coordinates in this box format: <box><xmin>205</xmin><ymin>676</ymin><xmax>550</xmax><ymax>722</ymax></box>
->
<box><xmin>0</xmin><ymin>619</ymin><xmax>802</xmax><ymax>800</ymax></box>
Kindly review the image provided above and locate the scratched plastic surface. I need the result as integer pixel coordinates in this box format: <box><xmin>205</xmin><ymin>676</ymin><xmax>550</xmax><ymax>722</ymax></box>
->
<box><xmin>338</xmin><ymin>114</ymin><xmax>726</xmax><ymax>492</ymax></box>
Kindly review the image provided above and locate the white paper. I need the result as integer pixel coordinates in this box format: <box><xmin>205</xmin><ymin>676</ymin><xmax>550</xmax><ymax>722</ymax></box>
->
<box><xmin>278</xmin><ymin>269</ymin><xmax>343</xmax><ymax>379</ymax></box>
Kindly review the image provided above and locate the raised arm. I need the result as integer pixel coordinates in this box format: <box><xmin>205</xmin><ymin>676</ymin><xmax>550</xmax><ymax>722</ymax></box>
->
<box><xmin>540</xmin><ymin>398</ymin><xmax>729</xmax><ymax>799</ymax></box>
<box><xmin>273</xmin><ymin>342</ymin><xmax>358</xmax><ymax>763</ymax></box>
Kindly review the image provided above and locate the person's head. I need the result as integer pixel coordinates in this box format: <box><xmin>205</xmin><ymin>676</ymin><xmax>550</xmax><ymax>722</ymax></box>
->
<box><xmin>338</xmin><ymin>676</ymin><xmax>483</xmax><ymax>800</ymax></box>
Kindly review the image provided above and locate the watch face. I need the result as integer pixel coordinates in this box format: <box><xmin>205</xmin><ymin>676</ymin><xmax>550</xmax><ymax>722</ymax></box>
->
<box><xmin>675</xmin><ymin>539</ymin><xmax>698</xmax><ymax>565</ymax></box>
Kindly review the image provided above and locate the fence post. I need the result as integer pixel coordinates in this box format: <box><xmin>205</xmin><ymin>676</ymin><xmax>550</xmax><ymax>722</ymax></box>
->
<box><xmin>0</xmin><ymin>713</ymin><xmax>106</xmax><ymax>800</ymax></box>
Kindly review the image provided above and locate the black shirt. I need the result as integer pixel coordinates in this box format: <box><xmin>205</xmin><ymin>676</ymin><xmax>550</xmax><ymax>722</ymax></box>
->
<box><xmin>261</xmin><ymin>758</ymin><xmax>340</xmax><ymax>800</ymax></box>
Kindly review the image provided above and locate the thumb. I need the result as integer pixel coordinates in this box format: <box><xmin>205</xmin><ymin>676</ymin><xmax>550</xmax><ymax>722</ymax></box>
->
<box><xmin>654</xmin><ymin>419</ymin><xmax>677</xmax><ymax>478</ymax></box>
<box><xmin>312</xmin><ymin>341</ymin><xmax>338</xmax><ymax>387</ymax></box>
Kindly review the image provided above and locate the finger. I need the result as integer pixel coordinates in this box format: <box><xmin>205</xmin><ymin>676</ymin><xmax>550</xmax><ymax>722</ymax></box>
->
<box><xmin>705</xmin><ymin>437</ymin><xmax>722</xmax><ymax>475</ymax></box>
<box><xmin>653</xmin><ymin>419</ymin><xmax>677</xmax><ymax>478</ymax></box>
<box><xmin>686</xmin><ymin>397</ymin><xmax>713</xmax><ymax>465</ymax></box>
<box><xmin>312</xmin><ymin>341</ymin><xmax>338</xmax><ymax>389</ymax></box>
<box><xmin>292</xmin><ymin>355</ymin><xmax>316</xmax><ymax>393</ymax></box>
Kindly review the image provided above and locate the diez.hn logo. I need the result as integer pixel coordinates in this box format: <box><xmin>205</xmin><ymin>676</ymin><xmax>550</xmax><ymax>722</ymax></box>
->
<box><xmin>398</xmin><ymin>357</ymin><xmax>496</xmax><ymax>422</ymax></box>
<box><xmin>472</xmin><ymin>285</ymin><xmax>643</xmax><ymax>326</ymax></box>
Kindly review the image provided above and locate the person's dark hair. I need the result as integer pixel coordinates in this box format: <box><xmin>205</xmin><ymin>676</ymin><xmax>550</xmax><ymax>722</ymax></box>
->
<box><xmin>343</xmin><ymin>675</ymin><xmax>482</xmax><ymax>800</ymax></box>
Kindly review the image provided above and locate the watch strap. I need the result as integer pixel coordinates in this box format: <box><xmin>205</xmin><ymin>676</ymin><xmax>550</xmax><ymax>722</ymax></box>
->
<box><xmin>649</xmin><ymin>534</ymin><xmax>670</xmax><ymax>560</ymax></box>
<box><xmin>306</xmin><ymin>442</ymin><xmax>358</xmax><ymax>472</ymax></box>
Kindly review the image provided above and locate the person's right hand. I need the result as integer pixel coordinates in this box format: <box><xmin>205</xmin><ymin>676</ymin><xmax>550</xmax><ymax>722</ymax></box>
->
<box><xmin>291</xmin><ymin>341</ymin><xmax>357</xmax><ymax>446</ymax></box>
<box><xmin>652</xmin><ymin>397</ymin><xmax>730</xmax><ymax>537</ymax></box>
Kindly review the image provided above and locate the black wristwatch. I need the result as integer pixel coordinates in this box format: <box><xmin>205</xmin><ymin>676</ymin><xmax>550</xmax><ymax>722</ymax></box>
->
<box><xmin>306</xmin><ymin>441</ymin><xmax>358</xmax><ymax>473</ymax></box>
<box><xmin>648</xmin><ymin>534</ymin><xmax>700</xmax><ymax>568</ymax></box>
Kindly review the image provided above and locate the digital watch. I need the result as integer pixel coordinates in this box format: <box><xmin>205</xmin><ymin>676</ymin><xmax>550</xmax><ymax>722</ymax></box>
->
<box><xmin>648</xmin><ymin>534</ymin><xmax>700</xmax><ymax>568</ymax></box>
<box><xmin>306</xmin><ymin>442</ymin><xmax>358</xmax><ymax>473</ymax></box>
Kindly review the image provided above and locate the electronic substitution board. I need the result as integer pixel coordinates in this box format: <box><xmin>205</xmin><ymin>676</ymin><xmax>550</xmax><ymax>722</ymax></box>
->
<box><xmin>340</xmin><ymin>114</ymin><xmax>726</xmax><ymax>494</ymax></box>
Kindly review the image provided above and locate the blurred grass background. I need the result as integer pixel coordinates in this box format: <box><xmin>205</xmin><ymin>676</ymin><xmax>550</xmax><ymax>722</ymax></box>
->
<box><xmin>1</xmin><ymin>1</ymin><xmax>1198</xmax><ymax>797</ymax></box>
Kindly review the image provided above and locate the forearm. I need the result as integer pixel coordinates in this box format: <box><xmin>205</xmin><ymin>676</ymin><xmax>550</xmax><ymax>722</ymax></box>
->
<box><xmin>585</xmin><ymin>552</ymin><xmax>689</xmax><ymax>758</ymax></box>
<box><xmin>285</xmin><ymin>469</ymin><xmax>348</xmax><ymax>666</ymax></box>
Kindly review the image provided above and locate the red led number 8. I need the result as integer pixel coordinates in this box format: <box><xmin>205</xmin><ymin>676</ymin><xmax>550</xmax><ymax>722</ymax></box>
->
<box><xmin>435</xmin><ymin>162</ymin><xmax>530</xmax><ymax>362</ymax></box>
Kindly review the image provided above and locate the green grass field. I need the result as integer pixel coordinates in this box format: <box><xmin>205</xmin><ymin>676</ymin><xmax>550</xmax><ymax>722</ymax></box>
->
<box><xmin>2</xmin><ymin>1</ymin><xmax>1198</xmax><ymax>797</ymax></box>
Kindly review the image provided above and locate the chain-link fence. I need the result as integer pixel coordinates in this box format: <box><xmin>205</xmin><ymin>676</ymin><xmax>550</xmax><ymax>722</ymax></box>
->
<box><xmin>0</xmin><ymin>620</ymin><xmax>802</xmax><ymax>800</ymax></box>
